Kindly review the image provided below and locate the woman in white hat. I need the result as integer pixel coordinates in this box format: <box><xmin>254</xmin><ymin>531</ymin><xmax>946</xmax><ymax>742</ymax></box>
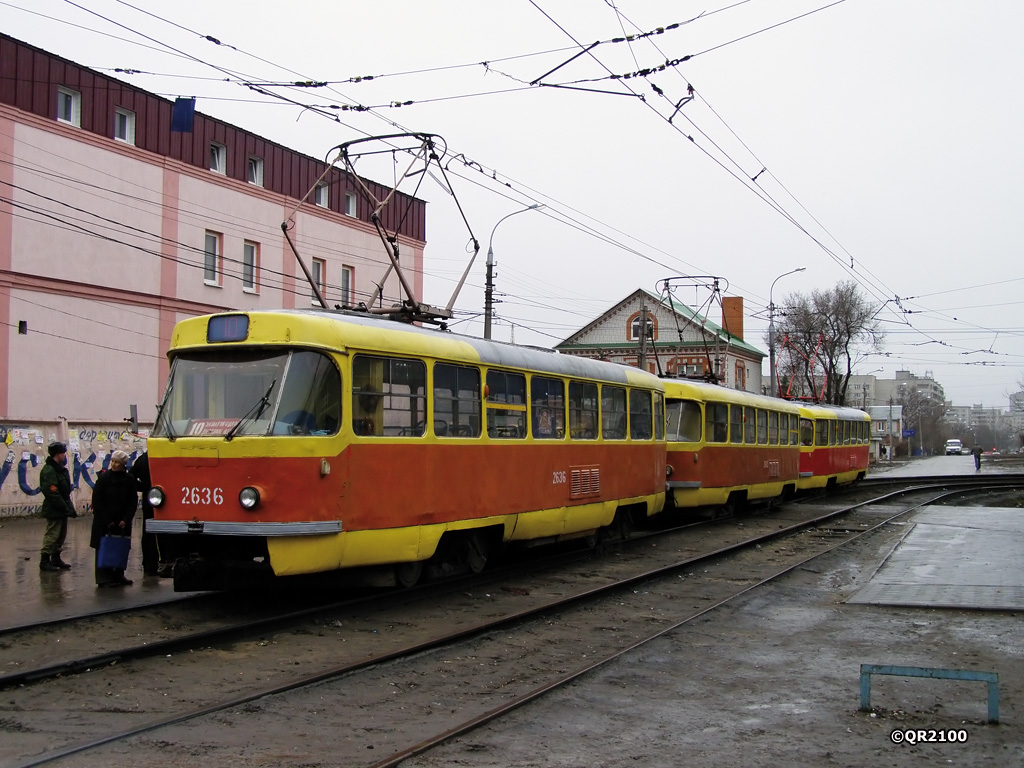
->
<box><xmin>90</xmin><ymin>450</ymin><xmax>138</xmax><ymax>587</ymax></box>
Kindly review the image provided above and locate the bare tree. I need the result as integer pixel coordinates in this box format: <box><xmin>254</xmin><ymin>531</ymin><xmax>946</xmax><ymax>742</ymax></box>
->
<box><xmin>771</xmin><ymin>280</ymin><xmax>885</xmax><ymax>405</ymax></box>
<box><xmin>896</xmin><ymin>385</ymin><xmax>947</xmax><ymax>455</ymax></box>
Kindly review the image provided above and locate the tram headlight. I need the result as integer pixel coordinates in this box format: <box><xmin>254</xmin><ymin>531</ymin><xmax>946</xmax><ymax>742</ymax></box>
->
<box><xmin>147</xmin><ymin>487</ymin><xmax>165</xmax><ymax>508</ymax></box>
<box><xmin>239</xmin><ymin>486</ymin><xmax>261</xmax><ymax>510</ymax></box>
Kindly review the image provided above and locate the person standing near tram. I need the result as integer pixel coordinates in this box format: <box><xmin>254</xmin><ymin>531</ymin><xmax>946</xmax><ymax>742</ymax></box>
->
<box><xmin>39</xmin><ymin>441</ymin><xmax>77</xmax><ymax>571</ymax></box>
<box><xmin>90</xmin><ymin>450</ymin><xmax>138</xmax><ymax>587</ymax></box>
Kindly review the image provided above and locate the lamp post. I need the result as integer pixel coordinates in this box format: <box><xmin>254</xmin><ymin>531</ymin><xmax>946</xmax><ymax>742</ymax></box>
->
<box><xmin>484</xmin><ymin>204</ymin><xmax>543</xmax><ymax>339</ymax></box>
<box><xmin>768</xmin><ymin>267</ymin><xmax>805</xmax><ymax>398</ymax></box>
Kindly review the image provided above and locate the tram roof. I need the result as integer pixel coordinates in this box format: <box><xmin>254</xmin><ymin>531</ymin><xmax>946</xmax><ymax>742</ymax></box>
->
<box><xmin>662</xmin><ymin>378</ymin><xmax>803</xmax><ymax>412</ymax></box>
<box><xmin>169</xmin><ymin>308</ymin><xmax>664</xmax><ymax>389</ymax></box>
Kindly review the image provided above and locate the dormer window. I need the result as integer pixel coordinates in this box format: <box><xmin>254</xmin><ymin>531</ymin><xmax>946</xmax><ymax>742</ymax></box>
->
<box><xmin>209</xmin><ymin>142</ymin><xmax>226</xmax><ymax>174</ymax></box>
<box><xmin>57</xmin><ymin>87</ymin><xmax>81</xmax><ymax>127</ymax></box>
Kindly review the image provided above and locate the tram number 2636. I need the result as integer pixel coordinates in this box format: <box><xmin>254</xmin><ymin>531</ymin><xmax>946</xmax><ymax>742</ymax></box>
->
<box><xmin>181</xmin><ymin>486</ymin><xmax>224</xmax><ymax>505</ymax></box>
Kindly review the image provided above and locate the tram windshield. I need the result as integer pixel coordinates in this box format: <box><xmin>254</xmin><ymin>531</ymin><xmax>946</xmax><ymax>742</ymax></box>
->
<box><xmin>666</xmin><ymin>399</ymin><xmax>702</xmax><ymax>443</ymax></box>
<box><xmin>153</xmin><ymin>349</ymin><xmax>341</xmax><ymax>438</ymax></box>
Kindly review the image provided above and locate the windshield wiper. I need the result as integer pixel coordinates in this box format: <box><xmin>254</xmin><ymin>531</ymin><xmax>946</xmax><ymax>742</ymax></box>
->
<box><xmin>224</xmin><ymin>380</ymin><xmax>276</xmax><ymax>442</ymax></box>
<box><xmin>154</xmin><ymin>386</ymin><xmax>177</xmax><ymax>442</ymax></box>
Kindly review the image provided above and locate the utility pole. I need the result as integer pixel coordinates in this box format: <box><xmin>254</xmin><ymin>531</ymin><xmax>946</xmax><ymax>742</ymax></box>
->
<box><xmin>887</xmin><ymin>396</ymin><xmax>893</xmax><ymax>461</ymax></box>
<box><xmin>484</xmin><ymin>204</ymin><xmax>542</xmax><ymax>339</ymax></box>
<box><xmin>768</xmin><ymin>267</ymin><xmax>806</xmax><ymax>398</ymax></box>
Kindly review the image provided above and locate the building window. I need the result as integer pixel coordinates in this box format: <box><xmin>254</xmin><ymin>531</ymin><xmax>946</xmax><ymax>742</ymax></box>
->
<box><xmin>242</xmin><ymin>241</ymin><xmax>259</xmax><ymax>292</ymax></box>
<box><xmin>114</xmin><ymin>107</ymin><xmax>135</xmax><ymax>144</ymax></box>
<box><xmin>209</xmin><ymin>142</ymin><xmax>226</xmax><ymax>174</ymax></box>
<box><xmin>627</xmin><ymin>311</ymin><xmax>656</xmax><ymax>341</ymax></box>
<box><xmin>311</xmin><ymin>258</ymin><xmax>325</xmax><ymax>304</ymax></box>
<box><xmin>204</xmin><ymin>231</ymin><xmax>222</xmax><ymax>285</ymax></box>
<box><xmin>247</xmin><ymin>156</ymin><xmax>264</xmax><ymax>186</ymax></box>
<box><xmin>340</xmin><ymin>265</ymin><xmax>353</xmax><ymax>305</ymax></box>
<box><xmin>56</xmin><ymin>86</ymin><xmax>81</xmax><ymax>127</ymax></box>
<box><xmin>314</xmin><ymin>183</ymin><xmax>329</xmax><ymax>208</ymax></box>
<box><xmin>344</xmin><ymin>191</ymin><xmax>357</xmax><ymax>217</ymax></box>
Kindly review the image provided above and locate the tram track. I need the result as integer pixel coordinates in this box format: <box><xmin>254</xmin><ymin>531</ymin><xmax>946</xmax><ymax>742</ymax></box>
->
<box><xmin>0</xmin><ymin>480</ymin><xmax>911</xmax><ymax>692</ymax></box>
<box><xmin>7</xmin><ymin>479</ymin><xmax>1014</xmax><ymax>768</ymax></box>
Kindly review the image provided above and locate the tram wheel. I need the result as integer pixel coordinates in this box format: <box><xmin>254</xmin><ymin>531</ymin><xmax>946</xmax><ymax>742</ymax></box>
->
<box><xmin>394</xmin><ymin>560</ymin><xmax>423</xmax><ymax>589</ymax></box>
<box><xmin>464</xmin><ymin>533</ymin><xmax>488</xmax><ymax>575</ymax></box>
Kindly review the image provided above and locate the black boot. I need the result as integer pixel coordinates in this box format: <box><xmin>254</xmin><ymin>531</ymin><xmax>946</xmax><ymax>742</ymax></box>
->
<box><xmin>39</xmin><ymin>554</ymin><xmax>60</xmax><ymax>572</ymax></box>
<box><xmin>51</xmin><ymin>553</ymin><xmax>72</xmax><ymax>570</ymax></box>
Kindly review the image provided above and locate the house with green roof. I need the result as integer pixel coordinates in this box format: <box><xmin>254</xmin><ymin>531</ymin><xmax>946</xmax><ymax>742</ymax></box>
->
<box><xmin>555</xmin><ymin>288</ymin><xmax>766</xmax><ymax>393</ymax></box>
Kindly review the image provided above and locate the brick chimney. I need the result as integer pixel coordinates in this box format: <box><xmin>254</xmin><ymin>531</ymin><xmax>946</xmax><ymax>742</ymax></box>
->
<box><xmin>721</xmin><ymin>296</ymin><xmax>743</xmax><ymax>341</ymax></box>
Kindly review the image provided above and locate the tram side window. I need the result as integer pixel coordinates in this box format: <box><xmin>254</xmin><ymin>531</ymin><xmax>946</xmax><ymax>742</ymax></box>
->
<box><xmin>434</xmin><ymin>363</ymin><xmax>481</xmax><ymax>437</ymax></box>
<box><xmin>729</xmin><ymin>404</ymin><xmax>743</xmax><ymax>444</ymax></box>
<box><xmin>486</xmin><ymin>370</ymin><xmax>526</xmax><ymax>439</ymax></box>
<box><xmin>668</xmin><ymin>399</ymin><xmax>702</xmax><ymax>443</ymax></box>
<box><xmin>768</xmin><ymin>411</ymin><xmax>779</xmax><ymax>444</ymax></box>
<box><xmin>531</xmin><ymin>376</ymin><xmax>565</xmax><ymax>439</ymax></box>
<box><xmin>829</xmin><ymin>420</ymin><xmax>838</xmax><ymax>446</ymax></box>
<box><xmin>757</xmin><ymin>409</ymin><xmax>769</xmax><ymax>444</ymax></box>
<box><xmin>801</xmin><ymin>418</ymin><xmax>814</xmax><ymax>446</ymax></box>
<box><xmin>602</xmin><ymin>386</ymin><xmax>627</xmax><ymax>439</ymax></box>
<box><xmin>842</xmin><ymin>420</ymin><xmax>850</xmax><ymax>445</ymax></box>
<box><xmin>569</xmin><ymin>381</ymin><xmax>599</xmax><ymax>440</ymax></box>
<box><xmin>744</xmin><ymin>406</ymin><xmax>756</xmax><ymax>444</ymax></box>
<box><xmin>352</xmin><ymin>355</ymin><xmax>426</xmax><ymax>437</ymax></box>
<box><xmin>790</xmin><ymin>414</ymin><xmax>800</xmax><ymax>446</ymax></box>
<box><xmin>629</xmin><ymin>389</ymin><xmax>653</xmax><ymax>440</ymax></box>
<box><xmin>815</xmin><ymin>420</ymin><xmax>828</xmax><ymax>447</ymax></box>
<box><xmin>274</xmin><ymin>350</ymin><xmax>341</xmax><ymax>435</ymax></box>
<box><xmin>704</xmin><ymin>402</ymin><xmax>727</xmax><ymax>443</ymax></box>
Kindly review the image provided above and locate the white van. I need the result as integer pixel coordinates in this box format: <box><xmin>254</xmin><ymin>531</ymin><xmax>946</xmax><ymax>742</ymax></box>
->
<box><xmin>945</xmin><ymin>439</ymin><xmax>963</xmax><ymax>455</ymax></box>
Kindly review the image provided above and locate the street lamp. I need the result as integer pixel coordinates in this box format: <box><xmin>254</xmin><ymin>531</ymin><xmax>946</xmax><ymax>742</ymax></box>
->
<box><xmin>768</xmin><ymin>267</ymin><xmax>806</xmax><ymax>398</ymax></box>
<box><xmin>484</xmin><ymin>204</ymin><xmax>543</xmax><ymax>339</ymax></box>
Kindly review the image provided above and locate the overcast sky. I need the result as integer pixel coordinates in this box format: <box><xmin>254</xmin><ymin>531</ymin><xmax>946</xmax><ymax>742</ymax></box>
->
<box><xmin>6</xmin><ymin>0</ymin><xmax>1023</xmax><ymax>408</ymax></box>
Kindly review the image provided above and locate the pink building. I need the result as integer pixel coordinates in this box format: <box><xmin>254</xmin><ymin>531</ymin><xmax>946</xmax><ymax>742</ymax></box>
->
<box><xmin>0</xmin><ymin>33</ymin><xmax>426</xmax><ymax>427</ymax></box>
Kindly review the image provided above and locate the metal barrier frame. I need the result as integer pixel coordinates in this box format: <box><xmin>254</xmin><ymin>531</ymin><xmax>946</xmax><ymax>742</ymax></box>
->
<box><xmin>859</xmin><ymin>664</ymin><xmax>999</xmax><ymax>723</ymax></box>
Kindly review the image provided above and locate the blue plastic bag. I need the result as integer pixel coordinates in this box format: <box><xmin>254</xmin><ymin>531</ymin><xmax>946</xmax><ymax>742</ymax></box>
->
<box><xmin>97</xmin><ymin>535</ymin><xmax>131</xmax><ymax>570</ymax></box>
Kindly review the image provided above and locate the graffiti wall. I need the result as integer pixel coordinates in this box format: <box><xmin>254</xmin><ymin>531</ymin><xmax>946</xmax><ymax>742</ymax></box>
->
<box><xmin>0</xmin><ymin>423</ymin><xmax>148</xmax><ymax>519</ymax></box>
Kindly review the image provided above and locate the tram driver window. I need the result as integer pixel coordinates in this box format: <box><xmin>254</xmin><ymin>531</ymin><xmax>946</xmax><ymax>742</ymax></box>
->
<box><xmin>800</xmin><ymin>418</ymin><xmax>813</xmax><ymax>446</ymax></box>
<box><xmin>352</xmin><ymin>355</ymin><xmax>426</xmax><ymax>437</ymax></box>
<box><xmin>668</xmin><ymin>399</ymin><xmax>703</xmax><ymax>443</ymax></box>
<box><xmin>274</xmin><ymin>350</ymin><xmax>340</xmax><ymax>435</ymax></box>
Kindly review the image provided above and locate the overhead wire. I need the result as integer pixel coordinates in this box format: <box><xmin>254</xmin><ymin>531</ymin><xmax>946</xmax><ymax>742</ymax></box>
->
<box><xmin>8</xmin><ymin>0</ymin><xmax>1015</xmax><ymax>376</ymax></box>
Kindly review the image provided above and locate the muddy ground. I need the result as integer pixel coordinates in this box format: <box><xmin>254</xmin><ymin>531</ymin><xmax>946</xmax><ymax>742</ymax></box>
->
<box><xmin>397</xmin><ymin>525</ymin><xmax>1023</xmax><ymax>768</ymax></box>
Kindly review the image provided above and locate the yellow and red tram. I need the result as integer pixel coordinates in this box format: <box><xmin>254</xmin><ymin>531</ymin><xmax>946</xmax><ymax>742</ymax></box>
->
<box><xmin>664</xmin><ymin>380</ymin><xmax>803</xmax><ymax>511</ymax></box>
<box><xmin>146</xmin><ymin>310</ymin><xmax>667</xmax><ymax>590</ymax></box>
<box><xmin>796</xmin><ymin>403</ymin><xmax>871</xmax><ymax>491</ymax></box>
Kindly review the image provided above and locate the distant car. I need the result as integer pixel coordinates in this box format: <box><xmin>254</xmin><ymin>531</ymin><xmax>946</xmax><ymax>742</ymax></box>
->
<box><xmin>961</xmin><ymin>447</ymin><xmax>970</xmax><ymax>455</ymax></box>
<box><xmin>945</xmin><ymin>439</ymin><xmax>963</xmax><ymax>456</ymax></box>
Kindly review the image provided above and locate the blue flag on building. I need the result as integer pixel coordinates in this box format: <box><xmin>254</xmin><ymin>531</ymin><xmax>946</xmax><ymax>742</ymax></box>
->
<box><xmin>171</xmin><ymin>97</ymin><xmax>196</xmax><ymax>132</ymax></box>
